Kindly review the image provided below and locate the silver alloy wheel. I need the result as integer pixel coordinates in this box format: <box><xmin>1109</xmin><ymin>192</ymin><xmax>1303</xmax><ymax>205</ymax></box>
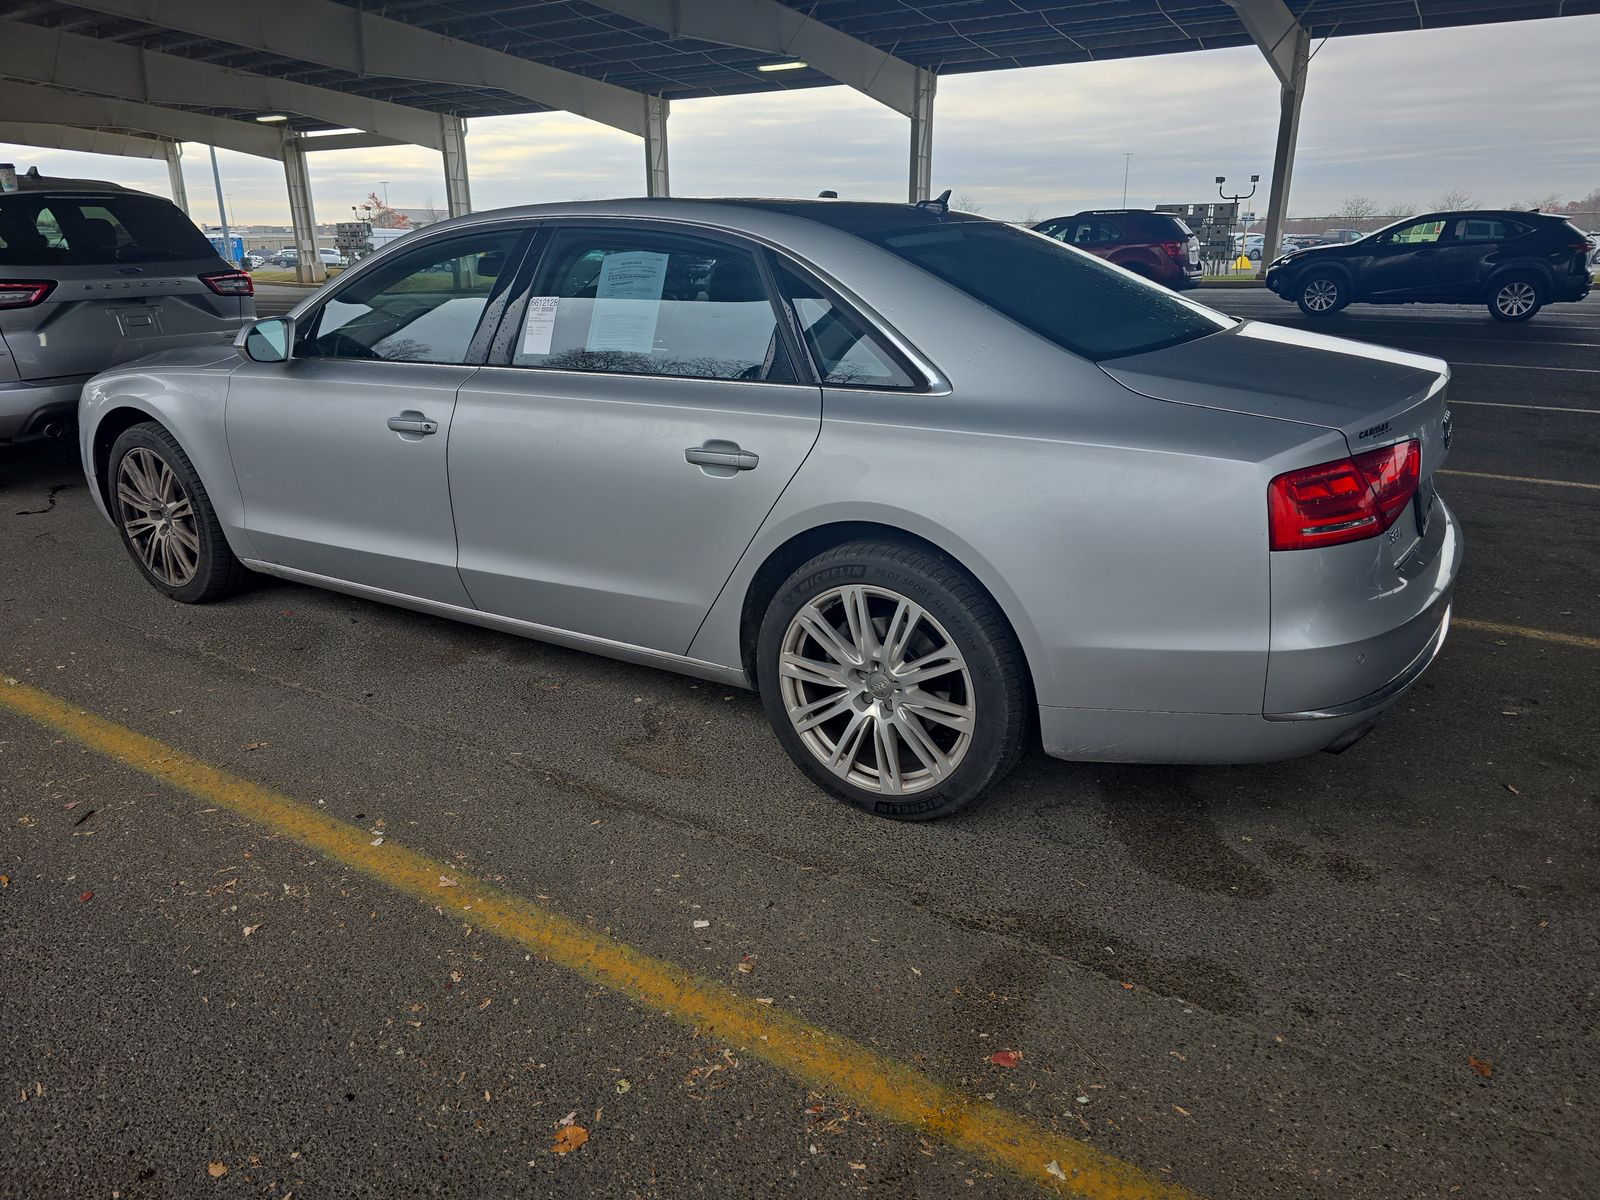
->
<box><xmin>117</xmin><ymin>446</ymin><xmax>200</xmax><ymax>587</ymax></box>
<box><xmin>1495</xmin><ymin>280</ymin><xmax>1536</xmax><ymax>317</ymax></box>
<box><xmin>778</xmin><ymin>584</ymin><xmax>975</xmax><ymax>795</ymax></box>
<box><xmin>1303</xmin><ymin>277</ymin><xmax>1339</xmax><ymax>312</ymax></box>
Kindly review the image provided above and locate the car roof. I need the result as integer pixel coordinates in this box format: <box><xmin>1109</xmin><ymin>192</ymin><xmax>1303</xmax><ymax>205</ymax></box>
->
<box><xmin>2</xmin><ymin>169</ymin><xmax>141</xmax><ymax>196</ymax></box>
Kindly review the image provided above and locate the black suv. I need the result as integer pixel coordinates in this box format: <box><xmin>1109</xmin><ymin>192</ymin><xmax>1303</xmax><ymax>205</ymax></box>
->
<box><xmin>1265</xmin><ymin>210</ymin><xmax>1593</xmax><ymax>322</ymax></box>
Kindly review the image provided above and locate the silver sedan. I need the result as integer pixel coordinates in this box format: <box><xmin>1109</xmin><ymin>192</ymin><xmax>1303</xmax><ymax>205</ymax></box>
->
<box><xmin>78</xmin><ymin>199</ymin><xmax>1461</xmax><ymax>819</ymax></box>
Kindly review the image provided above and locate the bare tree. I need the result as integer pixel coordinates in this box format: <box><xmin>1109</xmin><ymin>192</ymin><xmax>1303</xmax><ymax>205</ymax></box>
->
<box><xmin>416</xmin><ymin>196</ymin><xmax>448</xmax><ymax>225</ymax></box>
<box><xmin>1385</xmin><ymin>200</ymin><xmax>1419</xmax><ymax>218</ymax></box>
<box><xmin>1017</xmin><ymin>205</ymin><xmax>1040</xmax><ymax>224</ymax></box>
<box><xmin>1530</xmin><ymin>191</ymin><xmax>1563</xmax><ymax>213</ymax></box>
<box><xmin>953</xmin><ymin>192</ymin><xmax>985</xmax><ymax>214</ymax></box>
<box><xmin>1435</xmin><ymin>188</ymin><xmax>1476</xmax><ymax>210</ymax></box>
<box><xmin>1335</xmin><ymin>196</ymin><xmax>1379</xmax><ymax>224</ymax></box>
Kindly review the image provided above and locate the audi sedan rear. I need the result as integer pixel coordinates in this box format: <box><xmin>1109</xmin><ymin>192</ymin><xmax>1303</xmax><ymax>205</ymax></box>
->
<box><xmin>77</xmin><ymin>198</ymin><xmax>1461</xmax><ymax>820</ymax></box>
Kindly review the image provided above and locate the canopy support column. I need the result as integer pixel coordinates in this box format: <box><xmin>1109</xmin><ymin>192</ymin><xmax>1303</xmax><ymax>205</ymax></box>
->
<box><xmin>1260</xmin><ymin>26</ymin><xmax>1309</xmax><ymax>275</ymax></box>
<box><xmin>281</xmin><ymin>134</ymin><xmax>325</xmax><ymax>285</ymax></box>
<box><xmin>908</xmin><ymin>68</ymin><xmax>936</xmax><ymax>202</ymax></box>
<box><xmin>441</xmin><ymin>114</ymin><xmax>471</xmax><ymax>217</ymax></box>
<box><xmin>644</xmin><ymin>94</ymin><xmax>669</xmax><ymax>197</ymax></box>
<box><xmin>164</xmin><ymin>141</ymin><xmax>189</xmax><ymax>214</ymax></box>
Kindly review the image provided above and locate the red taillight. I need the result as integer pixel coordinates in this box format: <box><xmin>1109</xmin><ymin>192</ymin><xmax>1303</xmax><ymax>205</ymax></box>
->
<box><xmin>201</xmin><ymin>270</ymin><xmax>254</xmax><ymax>297</ymax></box>
<box><xmin>1268</xmin><ymin>440</ymin><xmax>1421</xmax><ymax>551</ymax></box>
<box><xmin>1161</xmin><ymin>241</ymin><xmax>1185</xmax><ymax>261</ymax></box>
<box><xmin>0</xmin><ymin>280</ymin><xmax>55</xmax><ymax>309</ymax></box>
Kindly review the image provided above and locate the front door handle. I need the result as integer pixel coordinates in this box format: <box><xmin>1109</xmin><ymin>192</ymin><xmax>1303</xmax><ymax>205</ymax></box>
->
<box><xmin>387</xmin><ymin>414</ymin><xmax>439</xmax><ymax>435</ymax></box>
<box><xmin>685</xmin><ymin>444</ymin><xmax>758</xmax><ymax>471</ymax></box>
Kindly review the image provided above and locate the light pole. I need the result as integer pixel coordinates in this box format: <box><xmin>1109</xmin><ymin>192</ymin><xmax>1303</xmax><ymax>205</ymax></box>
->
<box><xmin>207</xmin><ymin>145</ymin><xmax>234</xmax><ymax>266</ymax></box>
<box><xmin>1121</xmin><ymin>154</ymin><xmax>1132</xmax><ymax>207</ymax></box>
<box><xmin>1217</xmin><ymin>175</ymin><xmax>1259</xmax><ymax>270</ymax></box>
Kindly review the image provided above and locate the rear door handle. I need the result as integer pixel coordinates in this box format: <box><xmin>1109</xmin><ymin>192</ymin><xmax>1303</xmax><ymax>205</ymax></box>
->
<box><xmin>685</xmin><ymin>445</ymin><xmax>758</xmax><ymax>470</ymax></box>
<box><xmin>387</xmin><ymin>415</ymin><xmax>438</xmax><ymax>435</ymax></box>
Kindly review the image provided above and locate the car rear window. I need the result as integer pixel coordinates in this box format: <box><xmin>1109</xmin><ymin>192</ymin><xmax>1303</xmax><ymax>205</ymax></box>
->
<box><xmin>0</xmin><ymin>193</ymin><xmax>216</xmax><ymax>266</ymax></box>
<box><xmin>864</xmin><ymin>220</ymin><xmax>1229</xmax><ymax>362</ymax></box>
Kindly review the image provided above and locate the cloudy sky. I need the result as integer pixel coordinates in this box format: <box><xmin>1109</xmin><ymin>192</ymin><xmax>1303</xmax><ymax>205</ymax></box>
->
<box><xmin>5</xmin><ymin>15</ymin><xmax>1598</xmax><ymax>227</ymax></box>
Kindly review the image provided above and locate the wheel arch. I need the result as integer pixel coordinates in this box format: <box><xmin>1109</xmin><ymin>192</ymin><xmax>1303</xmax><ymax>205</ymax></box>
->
<box><xmin>734</xmin><ymin>518</ymin><xmax>1040</xmax><ymax>715</ymax></box>
<box><xmin>90</xmin><ymin>403</ymin><xmax>164</xmax><ymax>511</ymax></box>
<box><xmin>1483</xmin><ymin>259</ymin><xmax>1555</xmax><ymax>296</ymax></box>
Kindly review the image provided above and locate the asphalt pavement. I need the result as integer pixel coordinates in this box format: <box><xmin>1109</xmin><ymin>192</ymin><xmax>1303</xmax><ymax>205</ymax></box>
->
<box><xmin>2</xmin><ymin>286</ymin><xmax>1596</xmax><ymax>1199</ymax></box>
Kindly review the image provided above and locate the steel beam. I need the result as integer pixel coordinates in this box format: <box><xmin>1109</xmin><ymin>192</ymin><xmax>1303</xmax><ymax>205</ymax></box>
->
<box><xmin>644</xmin><ymin>97</ymin><xmax>670</xmax><ymax>198</ymax></box>
<box><xmin>281</xmin><ymin>134</ymin><xmax>326</xmax><ymax>286</ymax></box>
<box><xmin>0</xmin><ymin>17</ymin><xmax>446</xmax><ymax>150</ymax></box>
<box><xmin>165</xmin><ymin>142</ymin><xmax>190</xmax><ymax>214</ymax></box>
<box><xmin>297</xmin><ymin>133</ymin><xmax>407</xmax><ymax>154</ymax></box>
<box><xmin>441</xmin><ymin>116</ymin><xmax>472</xmax><ymax>218</ymax></box>
<box><xmin>908</xmin><ymin>69</ymin><xmax>936</xmax><ymax>202</ymax></box>
<box><xmin>0</xmin><ymin>82</ymin><xmax>283</xmax><ymax>159</ymax></box>
<box><xmin>1226</xmin><ymin>0</ymin><xmax>1311</xmax><ymax>274</ymax></box>
<box><xmin>0</xmin><ymin>122</ymin><xmax>169</xmax><ymax>160</ymax></box>
<box><xmin>1259</xmin><ymin>28</ymin><xmax>1310</xmax><ymax>275</ymax></box>
<box><xmin>589</xmin><ymin>0</ymin><xmax>927</xmax><ymax>117</ymax></box>
<box><xmin>59</xmin><ymin>0</ymin><xmax>652</xmax><ymax>138</ymax></box>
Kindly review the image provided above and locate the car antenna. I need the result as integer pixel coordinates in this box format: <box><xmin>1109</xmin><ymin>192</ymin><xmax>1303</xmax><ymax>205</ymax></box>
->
<box><xmin>914</xmin><ymin>188</ymin><xmax>951</xmax><ymax>218</ymax></box>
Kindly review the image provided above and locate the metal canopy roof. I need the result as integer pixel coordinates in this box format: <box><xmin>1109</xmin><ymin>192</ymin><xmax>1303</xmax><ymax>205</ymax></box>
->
<box><xmin>2</xmin><ymin>0</ymin><xmax>1594</xmax><ymax>135</ymax></box>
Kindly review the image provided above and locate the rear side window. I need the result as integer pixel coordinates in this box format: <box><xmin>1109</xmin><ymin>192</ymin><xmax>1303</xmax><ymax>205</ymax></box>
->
<box><xmin>865</xmin><ymin>220</ymin><xmax>1229</xmax><ymax>362</ymax></box>
<box><xmin>1453</xmin><ymin>218</ymin><xmax>1510</xmax><ymax>242</ymax></box>
<box><xmin>775</xmin><ymin>264</ymin><xmax>916</xmax><ymax>389</ymax></box>
<box><xmin>511</xmin><ymin>229</ymin><xmax>797</xmax><ymax>383</ymax></box>
<box><xmin>0</xmin><ymin>194</ymin><xmax>215</xmax><ymax>266</ymax></box>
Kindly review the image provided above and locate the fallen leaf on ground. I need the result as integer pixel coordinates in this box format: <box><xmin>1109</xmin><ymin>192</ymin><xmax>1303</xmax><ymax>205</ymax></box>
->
<box><xmin>615</xmin><ymin>1079</ymin><xmax>631</xmax><ymax>1094</ymax></box>
<box><xmin>558</xmin><ymin>1110</ymin><xmax>578</xmax><ymax>1127</ymax></box>
<box><xmin>848</xmin><ymin>1162</ymin><xmax>867</xmax><ymax>1170</ymax></box>
<box><xmin>552</xmin><ymin>1125</ymin><xmax>588</xmax><ymax>1155</ymax></box>
<box><xmin>1504</xmin><ymin>784</ymin><xmax>1520</xmax><ymax>795</ymax></box>
<box><xmin>988</xmin><ymin>1050</ymin><xmax>1023</xmax><ymax>1068</ymax></box>
<box><xmin>1469</xmin><ymin>1056</ymin><xmax>1494</xmax><ymax>1078</ymax></box>
<box><xmin>0</xmin><ymin>875</ymin><xmax>8</xmax><ymax>888</ymax></box>
<box><xmin>243</xmin><ymin>923</ymin><xmax>261</xmax><ymax>937</ymax></box>
<box><xmin>1045</xmin><ymin>1161</ymin><xmax>1068</xmax><ymax>1181</ymax></box>
<box><xmin>78</xmin><ymin>891</ymin><xmax>93</xmax><ymax>903</ymax></box>
<box><xmin>437</xmin><ymin>876</ymin><xmax>458</xmax><ymax>888</ymax></box>
<box><xmin>1173</xmin><ymin>1105</ymin><xmax>1192</xmax><ymax>1117</ymax></box>
<box><xmin>63</xmin><ymin>801</ymin><xmax>78</xmax><ymax>810</ymax></box>
<box><xmin>207</xmin><ymin>1162</ymin><xmax>227</xmax><ymax>1178</ymax></box>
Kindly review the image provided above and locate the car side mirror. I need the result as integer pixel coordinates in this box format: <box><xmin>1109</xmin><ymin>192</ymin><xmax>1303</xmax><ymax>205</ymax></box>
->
<box><xmin>476</xmin><ymin>251</ymin><xmax>506</xmax><ymax>278</ymax></box>
<box><xmin>237</xmin><ymin>316</ymin><xmax>295</xmax><ymax>363</ymax></box>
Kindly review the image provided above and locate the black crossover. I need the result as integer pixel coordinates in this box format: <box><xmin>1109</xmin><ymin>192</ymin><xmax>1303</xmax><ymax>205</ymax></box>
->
<box><xmin>1265</xmin><ymin>210</ymin><xmax>1593</xmax><ymax>322</ymax></box>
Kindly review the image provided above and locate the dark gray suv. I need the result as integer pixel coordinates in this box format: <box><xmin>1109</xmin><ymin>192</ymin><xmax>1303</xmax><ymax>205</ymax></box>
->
<box><xmin>1</xmin><ymin>171</ymin><xmax>254</xmax><ymax>443</ymax></box>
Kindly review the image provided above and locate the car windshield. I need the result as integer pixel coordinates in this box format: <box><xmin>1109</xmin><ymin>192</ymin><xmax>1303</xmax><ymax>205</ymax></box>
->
<box><xmin>0</xmin><ymin>193</ymin><xmax>218</xmax><ymax>266</ymax></box>
<box><xmin>863</xmin><ymin>220</ymin><xmax>1230</xmax><ymax>361</ymax></box>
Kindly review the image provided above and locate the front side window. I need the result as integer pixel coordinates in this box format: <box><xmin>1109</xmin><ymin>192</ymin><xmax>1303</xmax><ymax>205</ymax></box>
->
<box><xmin>300</xmin><ymin>231</ymin><xmax>520</xmax><ymax>365</ymax></box>
<box><xmin>1385</xmin><ymin>220</ymin><xmax>1447</xmax><ymax>245</ymax></box>
<box><xmin>511</xmin><ymin>230</ymin><xmax>795</xmax><ymax>382</ymax></box>
<box><xmin>864</xmin><ymin>220</ymin><xmax>1230</xmax><ymax>362</ymax></box>
<box><xmin>0</xmin><ymin>194</ymin><xmax>215</xmax><ymax>266</ymax></box>
<box><xmin>776</xmin><ymin>265</ymin><xmax>916</xmax><ymax>389</ymax></box>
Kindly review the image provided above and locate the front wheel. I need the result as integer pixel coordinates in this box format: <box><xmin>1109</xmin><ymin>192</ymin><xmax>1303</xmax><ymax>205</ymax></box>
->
<box><xmin>109</xmin><ymin>422</ymin><xmax>246</xmax><ymax>603</ymax></box>
<box><xmin>1488</xmin><ymin>274</ymin><xmax>1542</xmax><ymax>322</ymax></box>
<box><xmin>1296</xmin><ymin>271</ymin><xmax>1347</xmax><ymax>316</ymax></box>
<box><xmin>756</xmin><ymin>542</ymin><xmax>1029</xmax><ymax>820</ymax></box>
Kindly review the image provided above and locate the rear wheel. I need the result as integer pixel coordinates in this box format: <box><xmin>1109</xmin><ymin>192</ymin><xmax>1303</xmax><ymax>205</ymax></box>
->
<box><xmin>1296</xmin><ymin>271</ymin><xmax>1347</xmax><ymax>316</ymax></box>
<box><xmin>1488</xmin><ymin>274</ymin><xmax>1542</xmax><ymax>322</ymax></box>
<box><xmin>757</xmin><ymin>541</ymin><xmax>1029</xmax><ymax>820</ymax></box>
<box><xmin>109</xmin><ymin>422</ymin><xmax>246</xmax><ymax>603</ymax></box>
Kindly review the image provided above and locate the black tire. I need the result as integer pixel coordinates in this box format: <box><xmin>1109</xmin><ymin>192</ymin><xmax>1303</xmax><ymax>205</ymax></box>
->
<box><xmin>108</xmin><ymin>422</ymin><xmax>247</xmax><ymax>603</ymax></box>
<box><xmin>756</xmin><ymin>541</ymin><xmax>1029</xmax><ymax>820</ymax></box>
<box><xmin>1488</xmin><ymin>273</ymin><xmax>1543</xmax><ymax>322</ymax></box>
<box><xmin>1295</xmin><ymin>270</ymin><xmax>1347</xmax><ymax>317</ymax></box>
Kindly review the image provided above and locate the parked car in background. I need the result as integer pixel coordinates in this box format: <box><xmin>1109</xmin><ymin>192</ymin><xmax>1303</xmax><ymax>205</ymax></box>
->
<box><xmin>270</xmin><ymin>248</ymin><xmax>299</xmax><ymax>267</ymax></box>
<box><xmin>1267</xmin><ymin>210</ymin><xmax>1593</xmax><ymax>321</ymax></box>
<box><xmin>242</xmin><ymin>252</ymin><xmax>270</xmax><ymax>270</ymax></box>
<box><xmin>79</xmin><ymin>198</ymin><xmax>1458</xmax><ymax>820</ymax></box>
<box><xmin>1588</xmin><ymin>231</ymin><xmax>1600</xmax><ymax>268</ymax></box>
<box><xmin>318</xmin><ymin>247</ymin><xmax>349</xmax><ymax>269</ymax></box>
<box><xmin>1232</xmin><ymin>231</ymin><xmax>1265</xmax><ymax>260</ymax></box>
<box><xmin>1033</xmin><ymin>209</ymin><xmax>1201</xmax><ymax>289</ymax></box>
<box><xmin>1</xmin><ymin>171</ymin><xmax>253</xmax><ymax>444</ymax></box>
<box><xmin>1322</xmin><ymin>228</ymin><xmax>1366</xmax><ymax>244</ymax></box>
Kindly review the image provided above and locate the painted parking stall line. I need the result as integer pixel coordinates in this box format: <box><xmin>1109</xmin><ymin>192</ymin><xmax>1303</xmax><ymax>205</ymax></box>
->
<box><xmin>1454</xmin><ymin>619</ymin><xmax>1600</xmax><ymax>652</ymax></box>
<box><xmin>0</xmin><ymin>675</ymin><xmax>1196</xmax><ymax>1200</ymax></box>
<box><xmin>1438</xmin><ymin>469</ymin><xmax>1600</xmax><ymax>492</ymax></box>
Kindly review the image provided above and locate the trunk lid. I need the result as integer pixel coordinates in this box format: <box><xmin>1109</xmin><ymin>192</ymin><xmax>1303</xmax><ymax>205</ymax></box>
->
<box><xmin>1100</xmin><ymin>320</ymin><xmax>1452</xmax><ymax>557</ymax></box>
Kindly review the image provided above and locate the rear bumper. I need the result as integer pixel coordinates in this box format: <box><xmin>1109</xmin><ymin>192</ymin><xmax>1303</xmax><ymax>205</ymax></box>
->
<box><xmin>1553</xmin><ymin>274</ymin><xmax>1592</xmax><ymax>303</ymax></box>
<box><xmin>0</xmin><ymin>375</ymin><xmax>88</xmax><ymax>442</ymax></box>
<box><xmin>1039</xmin><ymin>606</ymin><xmax>1446</xmax><ymax>763</ymax></box>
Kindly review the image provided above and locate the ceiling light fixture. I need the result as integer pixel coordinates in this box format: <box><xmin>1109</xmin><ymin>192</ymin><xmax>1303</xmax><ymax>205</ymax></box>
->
<box><xmin>757</xmin><ymin>60</ymin><xmax>807</xmax><ymax>72</ymax></box>
<box><xmin>255</xmin><ymin>114</ymin><xmax>289</xmax><ymax>123</ymax></box>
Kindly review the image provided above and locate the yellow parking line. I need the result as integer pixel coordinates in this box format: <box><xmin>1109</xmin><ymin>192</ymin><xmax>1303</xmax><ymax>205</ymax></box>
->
<box><xmin>0</xmin><ymin>676</ymin><xmax>1193</xmax><ymax>1200</ymax></box>
<box><xmin>1438</xmin><ymin>469</ymin><xmax>1600</xmax><ymax>492</ymax></box>
<box><xmin>1454</xmin><ymin>618</ymin><xmax>1600</xmax><ymax>651</ymax></box>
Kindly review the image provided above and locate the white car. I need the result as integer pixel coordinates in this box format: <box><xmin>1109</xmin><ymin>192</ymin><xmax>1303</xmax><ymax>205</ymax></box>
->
<box><xmin>317</xmin><ymin>247</ymin><xmax>349</xmax><ymax>268</ymax></box>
